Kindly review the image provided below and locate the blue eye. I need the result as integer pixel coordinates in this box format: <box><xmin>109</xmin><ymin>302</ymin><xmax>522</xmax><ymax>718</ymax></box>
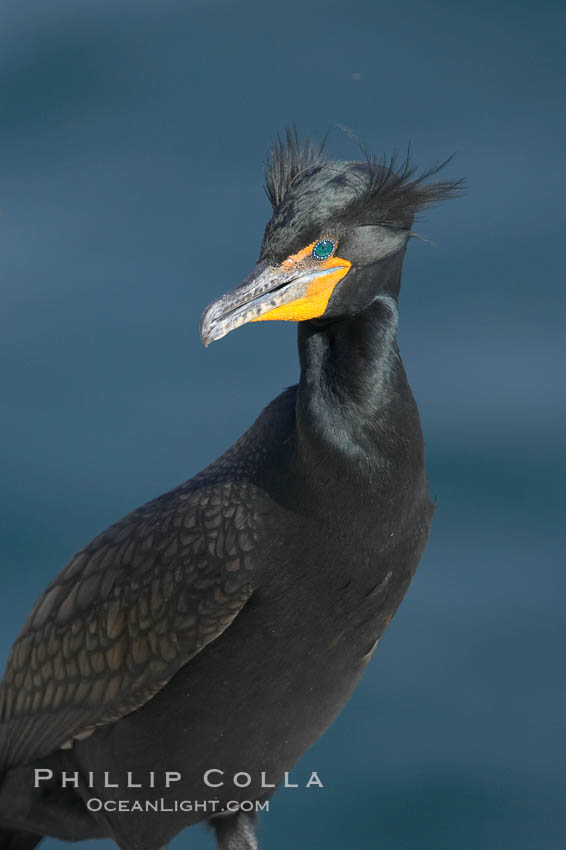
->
<box><xmin>312</xmin><ymin>239</ymin><xmax>335</xmax><ymax>261</ymax></box>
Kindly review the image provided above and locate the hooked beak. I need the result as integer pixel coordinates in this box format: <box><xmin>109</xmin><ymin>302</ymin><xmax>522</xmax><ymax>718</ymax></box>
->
<box><xmin>200</xmin><ymin>256</ymin><xmax>351</xmax><ymax>346</ymax></box>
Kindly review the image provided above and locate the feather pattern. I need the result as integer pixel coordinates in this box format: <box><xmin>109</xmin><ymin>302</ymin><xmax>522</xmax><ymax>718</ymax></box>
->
<box><xmin>0</xmin><ymin>477</ymin><xmax>262</xmax><ymax>772</ymax></box>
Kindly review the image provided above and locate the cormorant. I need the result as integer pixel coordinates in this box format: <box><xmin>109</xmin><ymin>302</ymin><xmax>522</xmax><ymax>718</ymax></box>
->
<box><xmin>0</xmin><ymin>131</ymin><xmax>460</xmax><ymax>850</ymax></box>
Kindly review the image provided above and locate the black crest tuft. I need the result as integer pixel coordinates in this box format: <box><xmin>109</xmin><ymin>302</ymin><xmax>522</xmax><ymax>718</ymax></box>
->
<box><xmin>264</xmin><ymin>127</ymin><xmax>463</xmax><ymax>228</ymax></box>
<box><xmin>264</xmin><ymin>127</ymin><xmax>326</xmax><ymax>210</ymax></box>
<box><xmin>334</xmin><ymin>127</ymin><xmax>464</xmax><ymax>228</ymax></box>
<box><xmin>348</xmin><ymin>149</ymin><xmax>463</xmax><ymax>228</ymax></box>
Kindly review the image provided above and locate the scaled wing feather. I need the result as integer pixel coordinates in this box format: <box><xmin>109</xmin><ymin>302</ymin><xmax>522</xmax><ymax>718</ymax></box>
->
<box><xmin>0</xmin><ymin>480</ymin><xmax>260</xmax><ymax>771</ymax></box>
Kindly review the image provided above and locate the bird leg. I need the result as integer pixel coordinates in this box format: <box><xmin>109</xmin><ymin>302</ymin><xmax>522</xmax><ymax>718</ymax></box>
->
<box><xmin>212</xmin><ymin>812</ymin><xmax>258</xmax><ymax>850</ymax></box>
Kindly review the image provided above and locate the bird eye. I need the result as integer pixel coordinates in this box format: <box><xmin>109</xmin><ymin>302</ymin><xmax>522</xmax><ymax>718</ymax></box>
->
<box><xmin>312</xmin><ymin>239</ymin><xmax>336</xmax><ymax>261</ymax></box>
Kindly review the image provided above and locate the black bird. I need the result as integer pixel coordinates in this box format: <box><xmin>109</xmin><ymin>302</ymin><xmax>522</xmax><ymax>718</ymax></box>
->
<box><xmin>0</xmin><ymin>131</ymin><xmax>459</xmax><ymax>850</ymax></box>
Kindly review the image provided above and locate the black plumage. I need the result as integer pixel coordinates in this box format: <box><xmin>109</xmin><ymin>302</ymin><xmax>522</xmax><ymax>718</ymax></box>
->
<box><xmin>0</xmin><ymin>132</ymin><xmax>460</xmax><ymax>850</ymax></box>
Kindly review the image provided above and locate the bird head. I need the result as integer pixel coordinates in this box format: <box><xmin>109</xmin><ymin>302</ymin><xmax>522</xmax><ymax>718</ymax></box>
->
<box><xmin>200</xmin><ymin>130</ymin><xmax>461</xmax><ymax>346</ymax></box>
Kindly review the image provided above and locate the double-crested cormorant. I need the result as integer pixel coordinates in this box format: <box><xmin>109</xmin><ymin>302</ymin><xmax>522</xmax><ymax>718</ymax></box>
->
<box><xmin>0</xmin><ymin>131</ymin><xmax>459</xmax><ymax>850</ymax></box>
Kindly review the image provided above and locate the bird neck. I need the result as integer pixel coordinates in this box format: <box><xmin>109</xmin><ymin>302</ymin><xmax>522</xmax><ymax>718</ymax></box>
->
<box><xmin>295</xmin><ymin>291</ymin><xmax>424</xmax><ymax>496</ymax></box>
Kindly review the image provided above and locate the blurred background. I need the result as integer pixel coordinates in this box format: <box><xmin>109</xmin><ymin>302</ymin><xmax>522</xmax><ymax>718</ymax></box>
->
<box><xmin>1</xmin><ymin>0</ymin><xmax>565</xmax><ymax>848</ymax></box>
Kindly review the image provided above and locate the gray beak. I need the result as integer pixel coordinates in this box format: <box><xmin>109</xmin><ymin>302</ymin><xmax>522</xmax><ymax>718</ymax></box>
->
<box><xmin>199</xmin><ymin>259</ymin><xmax>342</xmax><ymax>346</ymax></box>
